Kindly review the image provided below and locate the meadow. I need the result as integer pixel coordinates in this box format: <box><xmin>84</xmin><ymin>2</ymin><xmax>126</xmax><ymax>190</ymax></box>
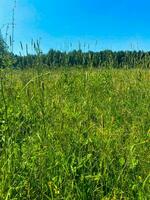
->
<box><xmin>0</xmin><ymin>68</ymin><xmax>150</xmax><ymax>199</ymax></box>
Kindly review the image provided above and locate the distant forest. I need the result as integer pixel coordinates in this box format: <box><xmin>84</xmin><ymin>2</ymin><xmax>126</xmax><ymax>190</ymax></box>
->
<box><xmin>14</xmin><ymin>49</ymin><xmax>150</xmax><ymax>69</ymax></box>
<box><xmin>1</xmin><ymin>33</ymin><xmax>150</xmax><ymax>68</ymax></box>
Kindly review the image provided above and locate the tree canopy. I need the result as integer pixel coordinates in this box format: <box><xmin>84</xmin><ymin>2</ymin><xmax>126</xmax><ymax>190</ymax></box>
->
<box><xmin>14</xmin><ymin>49</ymin><xmax>150</xmax><ymax>69</ymax></box>
<box><xmin>0</xmin><ymin>31</ymin><xmax>14</xmax><ymax>68</ymax></box>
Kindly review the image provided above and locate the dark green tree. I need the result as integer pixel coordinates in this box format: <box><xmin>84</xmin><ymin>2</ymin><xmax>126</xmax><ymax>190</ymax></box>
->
<box><xmin>0</xmin><ymin>31</ymin><xmax>14</xmax><ymax>68</ymax></box>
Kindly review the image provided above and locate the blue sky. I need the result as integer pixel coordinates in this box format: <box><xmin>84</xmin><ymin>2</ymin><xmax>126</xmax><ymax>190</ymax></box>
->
<box><xmin>0</xmin><ymin>0</ymin><xmax>150</xmax><ymax>53</ymax></box>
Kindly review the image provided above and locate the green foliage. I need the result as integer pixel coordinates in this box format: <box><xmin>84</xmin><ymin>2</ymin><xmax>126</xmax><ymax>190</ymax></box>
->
<box><xmin>0</xmin><ymin>68</ymin><xmax>150</xmax><ymax>199</ymax></box>
<box><xmin>0</xmin><ymin>32</ymin><xmax>7</xmax><ymax>53</ymax></box>
<box><xmin>14</xmin><ymin>49</ymin><xmax>150</xmax><ymax>69</ymax></box>
<box><xmin>0</xmin><ymin>32</ymin><xmax>15</xmax><ymax>68</ymax></box>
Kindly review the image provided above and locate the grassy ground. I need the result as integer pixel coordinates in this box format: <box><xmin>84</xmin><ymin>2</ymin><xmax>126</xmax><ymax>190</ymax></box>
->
<box><xmin>0</xmin><ymin>68</ymin><xmax>150</xmax><ymax>199</ymax></box>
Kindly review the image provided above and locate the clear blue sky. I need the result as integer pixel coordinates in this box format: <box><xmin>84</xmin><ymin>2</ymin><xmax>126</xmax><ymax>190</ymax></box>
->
<box><xmin>0</xmin><ymin>0</ymin><xmax>150</xmax><ymax>53</ymax></box>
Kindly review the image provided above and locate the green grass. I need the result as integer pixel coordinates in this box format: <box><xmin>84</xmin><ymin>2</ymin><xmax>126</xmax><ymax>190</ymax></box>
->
<box><xmin>0</xmin><ymin>68</ymin><xmax>150</xmax><ymax>199</ymax></box>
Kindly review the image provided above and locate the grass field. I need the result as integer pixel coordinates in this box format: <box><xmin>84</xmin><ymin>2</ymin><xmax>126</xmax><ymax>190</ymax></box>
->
<box><xmin>0</xmin><ymin>68</ymin><xmax>150</xmax><ymax>199</ymax></box>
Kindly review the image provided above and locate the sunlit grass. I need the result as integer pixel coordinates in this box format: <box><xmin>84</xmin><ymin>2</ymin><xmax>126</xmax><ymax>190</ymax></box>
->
<box><xmin>0</xmin><ymin>68</ymin><xmax>150</xmax><ymax>199</ymax></box>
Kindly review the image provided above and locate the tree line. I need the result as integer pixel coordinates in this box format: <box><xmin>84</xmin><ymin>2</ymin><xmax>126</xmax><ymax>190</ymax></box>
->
<box><xmin>1</xmin><ymin>33</ymin><xmax>150</xmax><ymax>69</ymax></box>
<box><xmin>14</xmin><ymin>49</ymin><xmax>150</xmax><ymax>69</ymax></box>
